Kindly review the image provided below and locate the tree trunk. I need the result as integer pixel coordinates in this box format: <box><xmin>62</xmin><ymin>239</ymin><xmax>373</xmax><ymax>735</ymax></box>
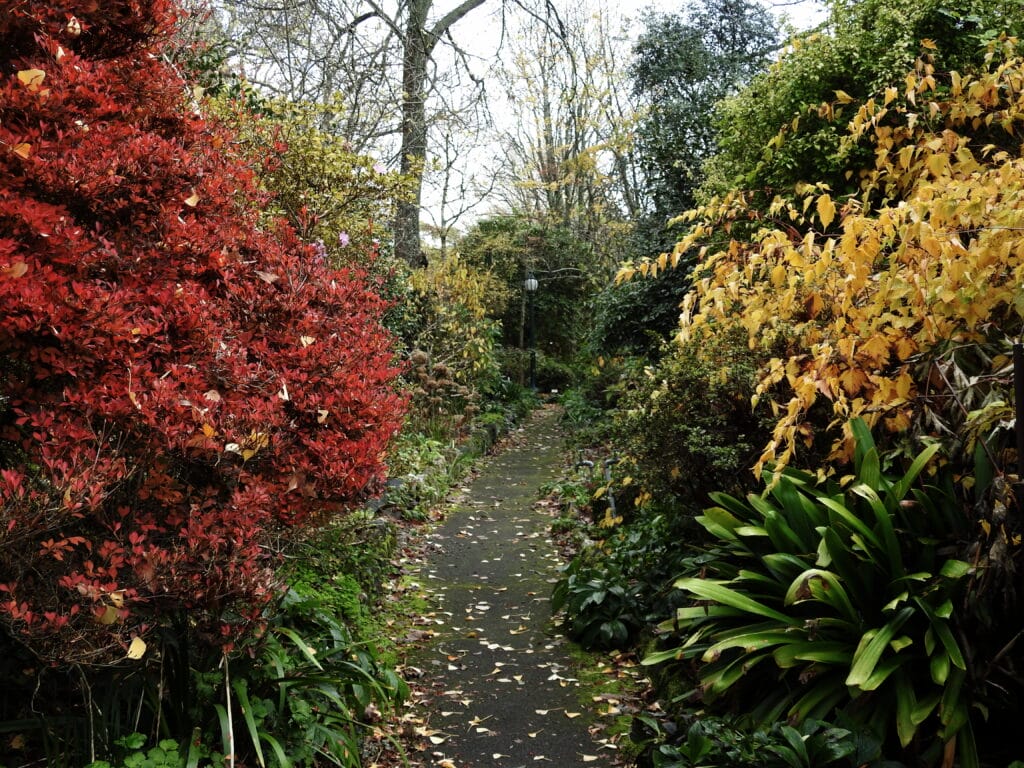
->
<box><xmin>394</xmin><ymin>0</ymin><xmax>488</xmax><ymax>268</ymax></box>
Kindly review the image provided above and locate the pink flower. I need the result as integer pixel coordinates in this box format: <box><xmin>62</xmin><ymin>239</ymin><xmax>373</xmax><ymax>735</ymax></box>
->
<box><xmin>338</xmin><ymin>231</ymin><xmax>350</xmax><ymax>247</ymax></box>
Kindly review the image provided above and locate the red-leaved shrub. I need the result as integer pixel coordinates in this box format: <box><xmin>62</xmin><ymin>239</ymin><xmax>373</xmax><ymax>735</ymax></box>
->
<box><xmin>0</xmin><ymin>0</ymin><xmax>406</xmax><ymax>662</ymax></box>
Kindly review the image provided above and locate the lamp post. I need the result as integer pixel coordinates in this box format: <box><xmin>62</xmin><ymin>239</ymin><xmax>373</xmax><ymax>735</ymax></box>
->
<box><xmin>524</xmin><ymin>272</ymin><xmax>538</xmax><ymax>391</ymax></box>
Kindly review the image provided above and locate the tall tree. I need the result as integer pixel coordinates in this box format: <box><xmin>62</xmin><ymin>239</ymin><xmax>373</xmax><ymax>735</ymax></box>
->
<box><xmin>395</xmin><ymin>0</ymin><xmax>489</xmax><ymax>266</ymax></box>
<box><xmin>203</xmin><ymin>0</ymin><xmax>490</xmax><ymax>266</ymax></box>
<box><xmin>493</xmin><ymin>1</ymin><xmax>639</xmax><ymax>273</ymax></box>
<box><xmin>631</xmin><ymin>0</ymin><xmax>778</xmax><ymax>224</ymax></box>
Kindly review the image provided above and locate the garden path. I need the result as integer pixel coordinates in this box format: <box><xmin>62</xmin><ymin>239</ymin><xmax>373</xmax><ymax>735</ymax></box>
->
<box><xmin>399</xmin><ymin>406</ymin><xmax>619</xmax><ymax>767</ymax></box>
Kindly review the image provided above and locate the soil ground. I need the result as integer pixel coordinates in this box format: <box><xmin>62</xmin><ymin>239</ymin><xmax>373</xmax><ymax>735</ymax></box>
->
<box><xmin>395</xmin><ymin>406</ymin><xmax>622</xmax><ymax>768</ymax></box>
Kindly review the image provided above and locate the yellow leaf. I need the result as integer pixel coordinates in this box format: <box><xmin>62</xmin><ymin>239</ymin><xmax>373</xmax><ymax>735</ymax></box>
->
<box><xmin>183</xmin><ymin>191</ymin><xmax>200</xmax><ymax>207</ymax></box>
<box><xmin>201</xmin><ymin>423</ymin><xmax>216</xmax><ymax>438</ymax></box>
<box><xmin>834</xmin><ymin>89</ymin><xmax>853</xmax><ymax>104</ymax></box>
<box><xmin>816</xmin><ymin>194</ymin><xmax>836</xmax><ymax>229</ymax></box>
<box><xmin>127</xmin><ymin>636</ymin><xmax>147</xmax><ymax>660</ymax></box>
<box><xmin>1</xmin><ymin>261</ymin><xmax>28</xmax><ymax>279</ymax></box>
<box><xmin>770</xmin><ymin>264</ymin><xmax>787</xmax><ymax>287</ymax></box>
<box><xmin>12</xmin><ymin>143</ymin><xmax>31</xmax><ymax>160</ymax></box>
<box><xmin>17</xmin><ymin>69</ymin><xmax>45</xmax><ymax>91</ymax></box>
<box><xmin>96</xmin><ymin>605</ymin><xmax>120</xmax><ymax>625</ymax></box>
<box><xmin>927</xmin><ymin>153</ymin><xmax>948</xmax><ymax>178</ymax></box>
<box><xmin>300</xmin><ymin>335</ymin><xmax>316</xmax><ymax>347</ymax></box>
<box><xmin>255</xmin><ymin>270</ymin><xmax>280</xmax><ymax>284</ymax></box>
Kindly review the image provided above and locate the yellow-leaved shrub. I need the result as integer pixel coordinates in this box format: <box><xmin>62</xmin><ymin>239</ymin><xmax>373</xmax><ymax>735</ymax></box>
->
<box><xmin>624</xmin><ymin>41</ymin><xmax>1024</xmax><ymax>474</ymax></box>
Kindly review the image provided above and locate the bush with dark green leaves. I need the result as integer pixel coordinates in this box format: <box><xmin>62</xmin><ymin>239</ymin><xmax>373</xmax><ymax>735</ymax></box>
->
<box><xmin>632</xmin><ymin>713</ymin><xmax>904</xmax><ymax>768</ymax></box>
<box><xmin>611</xmin><ymin>328</ymin><xmax>775</xmax><ymax>515</ymax></box>
<box><xmin>641</xmin><ymin>419</ymin><xmax>1024</xmax><ymax>766</ymax></box>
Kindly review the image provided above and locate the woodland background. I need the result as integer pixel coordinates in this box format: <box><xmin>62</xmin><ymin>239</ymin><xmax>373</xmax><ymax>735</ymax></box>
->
<box><xmin>2</xmin><ymin>0</ymin><xmax>1024</xmax><ymax>765</ymax></box>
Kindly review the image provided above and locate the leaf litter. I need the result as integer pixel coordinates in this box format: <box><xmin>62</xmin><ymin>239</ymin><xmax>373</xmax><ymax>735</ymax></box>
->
<box><xmin>371</xmin><ymin>407</ymin><xmax>634</xmax><ymax>766</ymax></box>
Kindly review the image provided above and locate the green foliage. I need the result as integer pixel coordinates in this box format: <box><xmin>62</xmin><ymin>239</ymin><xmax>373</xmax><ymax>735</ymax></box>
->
<box><xmin>187</xmin><ymin>591</ymin><xmax>409</xmax><ymax>768</ymax></box>
<box><xmin>86</xmin><ymin>734</ymin><xmax>214</xmax><ymax>768</ymax></box>
<box><xmin>501</xmin><ymin>348</ymin><xmax>575</xmax><ymax>393</ymax></box>
<box><xmin>553</xmin><ymin>509</ymin><xmax>697</xmax><ymax>651</ymax></box>
<box><xmin>558</xmin><ymin>388</ymin><xmax>605</xmax><ymax>432</ymax></box>
<box><xmin>631</xmin><ymin>0</ymin><xmax>779</xmax><ymax>218</ymax></box>
<box><xmin>632</xmin><ymin>715</ymin><xmax>900</xmax><ymax>768</ymax></box>
<box><xmin>211</xmin><ymin>94</ymin><xmax>414</xmax><ymax>263</ymax></box>
<box><xmin>708</xmin><ymin>0</ymin><xmax>1023</xmax><ymax>197</ymax></box>
<box><xmin>611</xmin><ymin>329</ymin><xmax>775</xmax><ymax>513</ymax></box>
<box><xmin>588</xmin><ymin>267</ymin><xmax>692</xmax><ymax>356</ymax></box>
<box><xmin>458</xmin><ymin>215</ymin><xmax>597</xmax><ymax>358</ymax></box>
<box><xmin>552</xmin><ymin>554</ymin><xmax>644</xmax><ymax>651</ymax></box>
<box><xmin>405</xmin><ymin>255</ymin><xmax>505</xmax><ymax>430</ymax></box>
<box><xmin>644</xmin><ymin>420</ymin><xmax>983</xmax><ymax>763</ymax></box>
<box><xmin>384</xmin><ymin>429</ymin><xmax>492</xmax><ymax>521</ymax></box>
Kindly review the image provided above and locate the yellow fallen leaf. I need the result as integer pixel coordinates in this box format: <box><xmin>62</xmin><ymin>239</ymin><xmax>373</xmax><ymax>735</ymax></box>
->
<box><xmin>582</xmin><ymin>756</ymin><xmax>599</xmax><ymax>763</ymax></box>
<box><xmin>12</xmin><ymin>143</ymin><xmax>31</xmax><ymax>160</ymax></box>
<box><xmin>183</xmin><ymin>191</ymin><xmax>200</xmax><ymax>207</ymax></box>
<box><xmin>127</xmin><ymin>636</ymin><xmax>147</xmax><ymax>659</ymax></box>
<box><xmin>1</xmin><ymin>262</ymin><xmax>28</xmax><ymax>279</ymax></box>
<box><xmin>565</xmin><ymin>711</ymin><xmax>581</xmax><ymax>719</ymax></box>
<box><xmin>17</xmin><ymin>69</ymin><xmax>45</xmax><ymax>91</ymax></box>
